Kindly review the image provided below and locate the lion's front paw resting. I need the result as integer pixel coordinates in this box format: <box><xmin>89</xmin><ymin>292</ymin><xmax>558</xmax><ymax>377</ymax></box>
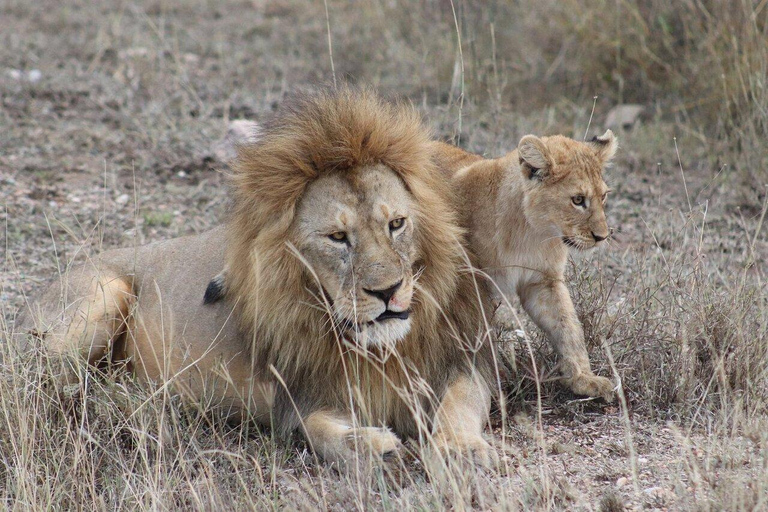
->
<box><xmin>345</xmin><ymin>426</ymin><xmax>403</xmax><ymax>461</ymax></box>
<box><xmin>430</xmin><ymin>433</ymin><xmax>498</xmax><ymax>468</ymax></box>
<box><xmin>566</xmin><ymin>372</ymin><xmax>615</xmax><ymax>402</ymax></box>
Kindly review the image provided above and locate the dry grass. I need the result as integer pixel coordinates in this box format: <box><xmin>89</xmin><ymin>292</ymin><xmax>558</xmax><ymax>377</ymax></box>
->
<box><xmin>1</xmin><ymin>0</ymin><xmax>767</xmax><ymax>509</ymax></box>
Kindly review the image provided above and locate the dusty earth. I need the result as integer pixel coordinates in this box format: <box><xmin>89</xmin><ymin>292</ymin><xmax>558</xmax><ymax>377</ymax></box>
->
<box><xmin>2</xmin><ymin>1</ymin><xmax>767</xmax><ymax>510</ymax></box>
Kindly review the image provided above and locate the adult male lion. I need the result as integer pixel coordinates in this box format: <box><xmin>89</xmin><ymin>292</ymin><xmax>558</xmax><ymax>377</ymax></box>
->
<box><xmin>17</xmin><ymin>87</ymin><xmax>496</xmax><ymax>464</ymax></box>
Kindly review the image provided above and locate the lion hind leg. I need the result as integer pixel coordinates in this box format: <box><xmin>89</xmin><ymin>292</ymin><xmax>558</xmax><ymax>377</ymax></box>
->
<box><xmin>20</xmin><ymin>267</ymin><xmax>134</xmax><ymax>383</ymax></box>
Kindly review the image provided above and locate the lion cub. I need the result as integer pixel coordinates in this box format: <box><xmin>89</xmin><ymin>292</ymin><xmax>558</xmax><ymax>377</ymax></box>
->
<box><xmin>432</xmin><ymin>131</ymin><xmax>618</xmax><ymax>401</ymax></box>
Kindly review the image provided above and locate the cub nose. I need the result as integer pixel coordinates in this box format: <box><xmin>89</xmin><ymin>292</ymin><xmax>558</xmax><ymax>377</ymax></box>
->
<box><xmin>591</xmin><ymin>231</ymin><xmax>608</xmax><ymax>242</ymax></box>
<box><xmin>363</xmin><ymin>280</ymin><xmax>403</xmax><ymax>306</ymax></box>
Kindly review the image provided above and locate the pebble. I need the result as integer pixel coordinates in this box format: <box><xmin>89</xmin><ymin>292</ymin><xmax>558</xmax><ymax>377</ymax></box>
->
<box><xmin>7</xmin><ymin>68</ymin><xmax>42</xmax><ymax>82</ymax></box>
<box><xmin>605</xmin><ymin>104</ymin><xmax>645</xmax><ymax>130</ymax></box>
<box><xmin>115</xmin><ymin>193</ymin><xmax>131</xmax><ymax>205</ymax></box>
<box><xmin>616</xmin><ymin>476</ymin><xmax>628</xmax><ymax>488</ymax></box>
<box><xmin>643</xmin><ymin>486</ymin><xmax>674</xmax><ymax>501</ymax></box>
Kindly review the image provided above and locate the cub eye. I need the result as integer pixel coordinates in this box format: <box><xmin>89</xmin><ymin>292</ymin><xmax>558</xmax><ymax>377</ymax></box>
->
<box><xmin>571</xmin><ymin>195</ymin><xmax>586</xmax><ymax>207</ymax></box>
<box><xmin>389</xmin><ymin>218</ymin><xmax>406</xmax><ymax>231</ymax></box>
<box><xmin>329</xmin><ymin>231</ymin><xmax>348</xmax><ymax>243</ymax></box>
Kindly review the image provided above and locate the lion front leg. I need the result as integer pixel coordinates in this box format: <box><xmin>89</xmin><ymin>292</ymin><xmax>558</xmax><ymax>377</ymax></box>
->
<box><xmin>430</xmin><ymin>373</ymin><xmax>495</xmax><ymax>466</ymax></box>
<box><xmin>302</xmin><ymin>410</ymin><xmax>402</xmax><ymax>465</ymax></box>
<box><xmin>519</xmin><ymin>279</ymin><xmax>615</xmax><ymax>402</ymax></box>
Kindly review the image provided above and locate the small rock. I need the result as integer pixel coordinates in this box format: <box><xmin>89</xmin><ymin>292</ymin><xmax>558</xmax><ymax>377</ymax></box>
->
<box><xmin>213</xmin><ymin>120</ymin><xmax>262</xmax><ymax>163</ymax></box>
<box><xmin>115</xmin><ymin>193</ymin><xmax>131</xmax><ymax>205</ymax></box>
<box><xmin>177</xmin><ymin>170</ymin><xmax>187</xmax><ymax>178</ymax></box>
<box><xmin>7</xmin><ymin>68</ymin><xmax>43</xmax><ymax>82</ymax></box>
<box><xmin>119</xmin><ymin>47</ymin><xmax>149</xmax><ymax>58</ymax></box>
<box><xmin>616</xmin><ymin>476</ymin><xmax>628</xmax><ymax>488</ymax></box>
<box><xmin>638</xmin><ymin>457</ymin><xmax>649</xmax><ymax>464</ymax></box>
<box><xmin>643</xmin><ymin>486</ymin><xmax>674</xmax><ymax>501</ymax></box>
<box><xmin>605</xmin><ymin>104</ymin><xmax>645</xmax><ymax>131</ymax></box>
<box><xmin>228</xmin><ymin>119</ymin><xmax>262</xmax><ymax>143</ymax></box>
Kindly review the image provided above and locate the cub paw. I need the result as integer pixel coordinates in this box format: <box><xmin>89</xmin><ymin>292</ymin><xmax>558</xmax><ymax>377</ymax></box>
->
<box><xmin>567</xmin><ymin>373</ymin><xmax>615</xmax><ymax>402</ymax></box>
<box><xmin>346</xmin><ymin>426</ymin><xmax>403</xmax><ymax>460</ymax></box>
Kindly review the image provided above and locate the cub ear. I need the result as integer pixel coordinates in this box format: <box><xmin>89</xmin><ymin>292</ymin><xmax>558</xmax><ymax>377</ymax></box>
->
<box><xmin>518</xmin><ymin>135</ymin><xmax>553</xmax><ymax>181</ymax></box>
<box><xmin>589</xmin><ymin>129</ymin><xmax>618</xmax><ymax>162</ymax></box>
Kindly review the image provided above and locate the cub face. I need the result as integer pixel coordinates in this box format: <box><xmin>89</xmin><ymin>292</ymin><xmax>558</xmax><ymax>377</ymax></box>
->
<box><xmin>292</xmin><ymin>164</ymin><xmax>416</xmax><ymax>350</ymax></box>
<box><xmin>518</xmin><ymin>130</ymin><xmax>618</xmax><ymax>251</ymax></box>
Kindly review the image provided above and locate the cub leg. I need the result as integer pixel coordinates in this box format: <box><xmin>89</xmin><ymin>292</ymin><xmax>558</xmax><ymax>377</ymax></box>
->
<box><xmin>18</xmin><ymin>266</ymin><xmax>134</xmax><ymax>384</ymax></box>
<box><xmin>431</xmin><ymin>373</ymin><xmax>494</xmax><ymax>466</ymax></box>
<box><xmin>518</xmin><ymin>279</ymin><xmax>615</xmax><ymax>401</ymax></box>
<box><xmin>303</xmin><ymin>410</ymin><xmax>402</xmax><ymax>465</ymax></box>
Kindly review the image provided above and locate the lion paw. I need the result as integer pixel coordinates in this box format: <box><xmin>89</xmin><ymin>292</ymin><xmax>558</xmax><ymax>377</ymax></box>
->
<box><xmin>567</xmin><ymin>373</ymin><xmax>615</xmax><ymax>402</ymax></box>
<box><xmin>431</xmin><ymin>433</ymin><xmax>498</xmax><ymax>468</ymax></box>
<box><xmin>346</xmin><ymin>427</ymin><xmax>403</xmax><ymax>460</ymax></box>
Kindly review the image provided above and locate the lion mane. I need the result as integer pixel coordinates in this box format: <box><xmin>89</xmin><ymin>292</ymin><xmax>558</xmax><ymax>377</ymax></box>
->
<box><xmin>225</xmin><ymin>86</ymin><xmax>494</xmax><ymax>436</ymax></box>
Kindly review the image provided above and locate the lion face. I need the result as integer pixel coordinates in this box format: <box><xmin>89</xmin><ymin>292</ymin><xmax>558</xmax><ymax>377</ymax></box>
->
<box><xmin>517</xmin><ymin>131</ymin><xmax>618</xmax><ymax>251</ymax></box>
<box><xmin>292</xmin><ymin>164</ymin><xmax>416</xmax><ymax>350</ymax></box>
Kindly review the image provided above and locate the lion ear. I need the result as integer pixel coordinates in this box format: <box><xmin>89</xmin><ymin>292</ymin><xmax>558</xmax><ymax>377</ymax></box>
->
<box><xmin>589</xmin><ymin>129</ymin><xmax>618</xmax><ymax>163</ymax></box>
<box><xmin>518</xmin><ymin>135</ymin><xmax>553</xmax><ymax>181</ymax></box>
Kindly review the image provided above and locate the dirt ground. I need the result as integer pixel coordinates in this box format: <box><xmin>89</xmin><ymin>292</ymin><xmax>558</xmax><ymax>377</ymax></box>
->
<box><xmin>2</xmin><ymin>1</ymin><xmax>767</xmax><ymax>510</ymax></box>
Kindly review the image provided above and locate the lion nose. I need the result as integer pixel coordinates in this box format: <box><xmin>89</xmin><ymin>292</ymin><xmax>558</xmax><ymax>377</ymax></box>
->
<box><xmin>591</xmin><ymin>231</ymin><xmax>608</xmax><ymax>242</ymax></box>
<box><xmin>363</xmin><ymin>280</ymin><xmax>403</xmax><ymax>306</ymax></box>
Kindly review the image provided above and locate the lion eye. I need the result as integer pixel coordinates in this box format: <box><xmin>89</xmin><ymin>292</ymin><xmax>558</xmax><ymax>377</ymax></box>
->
<box><xmin>329</xmin><ymin>231</ymin><xmax>348</xmax><ymax>243</ymax></box>
<box><xmin>571</xmin><ymin>195</ymin><xmax>586</xmax><ymax>207</ymax></box>
<box><xmin>389</xmin><ymin>218</ymin><xmax>405</xmax><ymax>231</ymax></box>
